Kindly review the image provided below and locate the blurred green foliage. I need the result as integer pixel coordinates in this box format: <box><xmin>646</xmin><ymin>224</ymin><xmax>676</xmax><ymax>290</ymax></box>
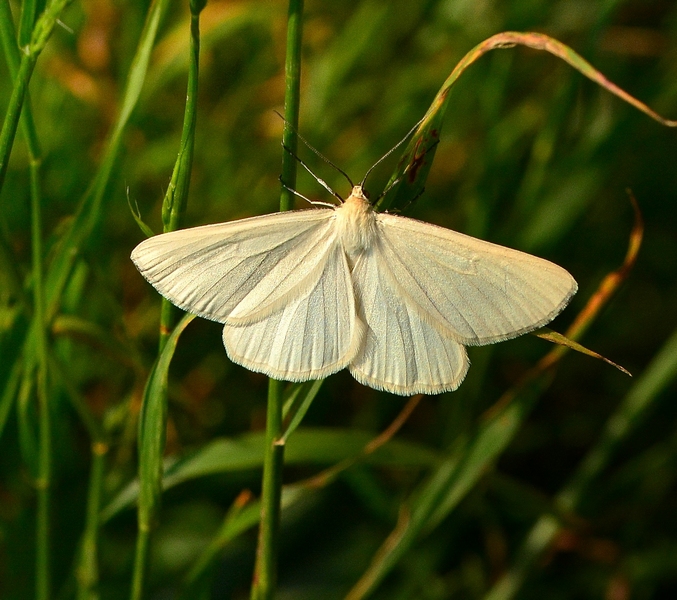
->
<box><xmin>1</xmin><ymin>0</ymin><xmax>677</xmax><ymax>598</ymax></box>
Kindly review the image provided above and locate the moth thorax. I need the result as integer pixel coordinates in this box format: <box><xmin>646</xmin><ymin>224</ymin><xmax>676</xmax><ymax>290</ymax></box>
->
<box><xmin>335</xmin><ymin>187</ymin><xmax>376</xmax><ymax>259</ymax></box>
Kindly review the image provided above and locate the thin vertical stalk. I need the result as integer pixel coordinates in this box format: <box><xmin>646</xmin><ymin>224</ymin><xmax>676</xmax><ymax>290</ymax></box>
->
<box><xmin>0</xmin><ymin>0</ymin><xmax>41</xmax><ymax>155</ymax></box>
<box><xmin>157</xmin><ymin>0</ymin><xmax>203</xmax><ymax>352</ymax></box>
<box><xmin>42</xmin><ymin>0</ymin><xmax>168</xmax><ymax>325</ymax></box>
<box><xmin>130</xmin><ymin>2</ymin><xmax>203</xmax><ymax>598</ymax></box>
<box><xmin>48</xmin><ymin>352</ymin><xmax>107</xmax><ymax>600</ymax></box>
<box><xmin>251</xmin><ymin>1</ymin><xmax>303</xmax><ymax>598</ymax></box>
<box><xmin>129</xmin><ymin>523</ymin><xmax>151</xmax><ymax>600</ymax></box>
<box><xmin>251</xmin><ymin>380</ymin><xmax>285</xmax><ymax>599</ymax></box>
<box><xmin>0</xmin><ymin>5</ymin><xmax>50</xmax><ymax>595</ymax></box>
<box><xmin>19</xmin><ymin>10</ymin><xmax>52</xmax><ymax>599</ymax></box>
<box><xmin>32</xmin><ymin>158</ymin><xmax>51</xmax><ymax>600</ymax></box>
<box><xmin>18</xmin><ymin>0</ymin><xmax>41</xmax><ymax>46</ymax></box>
<box><xmin>279</xmin><ymin>0</ymin><xmax>304</xmax><ymax>212</ymax></box>
<box><xmin>76</xmin><ymin>442</ymin><xmax>108</xmax><ymax>600</ymax></box>
<box><xmin>0</xmin><ymin>2</ymin><xmax>72</xmax><ymax>598</ymax></box>
<box><xmin>130</xmin><ymin>313</ymin><xmax>195</xmax><ymax>600</ymax></box>
<box><xmin>0</xmin><ymin>48</ymin><xmax>37</xmax><ymax>192</ymax></box>
<box><xmin>0</xmin><ymin>0</ymin><xmax>70</xmax><ymax>194</ymax></box>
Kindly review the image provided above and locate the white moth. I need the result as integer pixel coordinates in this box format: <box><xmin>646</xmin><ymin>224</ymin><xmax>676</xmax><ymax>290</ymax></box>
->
<box><xmin>131</xmin><ymin>183</ymin><xmax>577</xmax><ymax>396</ymax></box>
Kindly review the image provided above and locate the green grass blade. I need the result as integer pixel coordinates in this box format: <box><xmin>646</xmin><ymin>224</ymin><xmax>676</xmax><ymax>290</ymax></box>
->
<box><xmin>181</xmin><ymin>486</ymin><xmax>308</xmax><ymax>596</ymax></box>
<box><xmin>131</xmin><ymin>312</ymin><xmax>195</xmax><ymax>600</ymax></box>
<box><xmin>127</xmin><ymin>191</ymin><xmax>155</xmax><ymax>238</ymax></box>
<box><xmin>157</xmin><ymin>0</ymin><xmax>203</xmax><ymax>352</ymax></box>
<box><xmin>0</xmin><ymin>0</ymin><xmax>71</xmax><ymax>195</ymax></box>
<box><xmin>0</xmin><ymin>355</ymin><xmax>22</xmax><ymax>440</ymax></box>
<box><xmin>380</xmin><ymin>31</ymin><xmax>677</xmax><ymax>213</ymax></box>
<box><xmin>0</xmin><ymin>0</ymin><xmax>42</xmax><ymax>157</ymax></box>
<box><xmin>17</xmin><ymin>357</ymin><xmax>38</xmax><ymax>476</ymax></box>
<box><xmin>281</xmin><ymin>379</ymin><xmax>324</xmax><ymax>443</ymax></box>
<box><xmin>161</xmin><ymin>6</ymin><xmax>202</xmax><ymax>234</ymax></box>
<box><xmin>534</xmin><ymin>327</ymin><xmax>631</xmax><ymax>375</ymax></box>
<box><xmin>303</xmin><ymin>0</ymin><xmax>390</xmax><ymax>129</ymax></box>
<box><xmin>31</xmin><ymin>115</ymin><xmax>51</xmax><ymax>600</ymax></box>
<box><xmin>17</xmin><ymin>0</ymin><xmax>45</xmax><ymax>48</ymax></box>
<box><xmin>101</xmin><ymin>428</ymin><xmax>440</xmax><ymax>522</ymax></box>
<box><xmin>345</xmin><ymin>384</ymin><xmax>545</xmax><ymax>600</ymax></box>
<box><xmin>51</xmin><ymin>315</ymin><xmax>143</xmax><ymax>374</ymax></box>
<box><xmin>75</xmin><ymin>443</ymin><xmax>107</xmax><ymax>600</ymax></box>
<box><xmin>47</xmin><ymin>349</ymin><xmax>108</xmax><ymax>599</ymax></box>
<box><xmin>43</xmin><ymin>0</ymin><xmax>169</xmax><ymax>320</ymax></box>
<box><xmin>483</xmin><ymin>325</ymin><xmax>677</xmax><ymax>600</ymax></box>
<box><xmin>181</xmin><ymin>491</ymin><xmax>258</xmax><ymax>592</ymax></box>
<box><xmin>0</xmin><ymin>43</ymin><xmax>37</xmax><ymax>192</ymax></box>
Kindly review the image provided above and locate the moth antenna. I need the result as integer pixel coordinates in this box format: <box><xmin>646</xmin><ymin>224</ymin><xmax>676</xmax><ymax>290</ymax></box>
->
<box><xmin>279</xmin><ymin>177</ymin><xmax>337</xmax><ymax>208</ymax></box>
<box><xmin>282</xmin><ymin>143</ymin><xmax>344</xmax><ymax>203</ymax></box>
<box><xmin>275</xmin><ymin>110</ymin><xmax>354</xmax><ymax>189</ymax></box>
<box><xmin>359</xmin><ymin>114</ymin><xmax>428</xmax><ymax>189</ymax></box>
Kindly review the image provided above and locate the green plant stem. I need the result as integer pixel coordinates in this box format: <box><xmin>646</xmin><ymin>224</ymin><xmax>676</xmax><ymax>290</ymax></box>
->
<box><xmin>0</xmin><ymin>47</ymin><xmax>37</xmax><ymax>192</ymax></box>
<box><xmin>130</xmin><ymin>526</ymin><xmax>150</xmax><ymax>600</ymax></box>
<box><xmin>32</xmin><ymin>161</ymin><xmax>50</xmax><ymax>600</ymax></box>
<box><xmin>76</xmin><ymin>442</ymin><xmax>107</xmax><ymax>600</ymax></box>
<box><xmin>0</xmin><ymin>0</ymin><xmax>42</xmax><ymax>155</ymax></box>
<box><xmin>130</xmin><ymin>4</ymin><xmax>203</xmax><ymax>598</ymax></box>
<box><xmin>158</xmin><ymin>5</ymin><xmax>201</xmax><ymax>352</ymax></box>
<box><xmin>2</xmin><ymin>20</ymin><xmax>70</xmax><ymax>588</ymax></box>
<box><xmin>0</xmin><ymin>0</ymin><xmax>70</xmax><ymax>195</ymax></box>
<box><xmin>278</xmin><ymin>0</ymin><xmax>303</xmax><ymax>213</ymax></box>
<box><xmin>0</xmin><ymin>3</ymin><xmax>71</xmax><ymax>598</ymax></box>
<box><xmin>131</xmin><ymin>314</ymin><xmax>195</xmax><ymax>600</ymax></box>
<box><xmin>1</xmin><ymin>4</ymin><xmax>51</xmax><ymax>595</ymax></box>
<box><xmin>0</xmin><ymin>0</ymin><xmax>44</xmax><ymax>313</ymax></box>
<box><xmin>18</xmin><ymin>0</ymin><xmax>40</xmax><ymax>47</ymax></box>
<box><xmin>251</xmin><ymin>380</ymin><xmax>285</xmax><ymax>599</ymax></box>
<box><xmin>42</xmin><ymin>0</ymin><xmax>167</xmax><ymax>330</ymax></box>
<box><xmin>250</xmin><ymin>2</ymin><xmax>303</xmax><ymax>599</ymax></box>
<box><xmin>44</xmin><ymin>352</ymin><xmax>107</xmax><ymax>600</ymax></box>
<box><xmin>47</xmin><ymin>354</ymin><xmax>109</xmax><ymax>600</ymax></box>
